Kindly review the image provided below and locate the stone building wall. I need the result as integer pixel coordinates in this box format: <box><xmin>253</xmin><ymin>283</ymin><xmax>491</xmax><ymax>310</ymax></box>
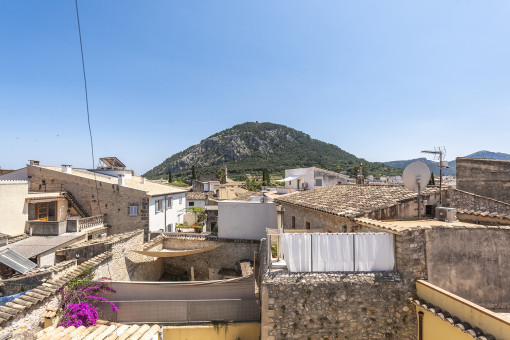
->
<box><xmin>261</xmin><ymin>272</ymin><xmax>417</xmax><ymax>340</ymax></box>
<box><xmin>447</xmin><ymin>187</ymin><xmax>510</xmax><ymax>215</ymax></box>
<box><xmin>280</xmin><ymin>204</ymin><xmax>357</xmax><ymax>232</ymax></box>
<box><xmin>1</xmin><ymin>260</ymin><xmax>76</xmax><ymax>296</ymax></box>
<box><xmin>162</xmin><ymin>235</ymin><xmax>259</xmax><ymax>280</ymax></box>
<box><xmin>425</xmin><ymin>226</ymin><xmax>510</xmax><ymax>308</ymax></box>
<box><xmin>92</xmin><ymin>231</ymin><xmax>164</xmax><ymax>281</ymax></box>
<box><xmin>456</xmin><ymin>157</ymin><xmax>510</xmax><ymax>204</ymax></box>
<box><xmin>27</xmin><ymin>165</ymin><xmax>149</xmax><ymax>236</ymax></box>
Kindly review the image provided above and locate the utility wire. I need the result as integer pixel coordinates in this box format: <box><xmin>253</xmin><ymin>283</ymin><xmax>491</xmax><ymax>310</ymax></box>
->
<box><xmin>74</xmin><ymin>0</ymin><xmax>101</xmax><ymax>215</ymax></box>
<box><xmin>74</xmin><ymin>0</ymin><xmax>112</xmax><ymax>282</ymax></box>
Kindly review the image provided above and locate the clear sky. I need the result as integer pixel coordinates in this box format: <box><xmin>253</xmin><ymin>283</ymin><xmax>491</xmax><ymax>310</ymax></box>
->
<box><xmin>1</xmin><ymin>1</ymin><xmax>509</xmax><ymax>174</ymax></box>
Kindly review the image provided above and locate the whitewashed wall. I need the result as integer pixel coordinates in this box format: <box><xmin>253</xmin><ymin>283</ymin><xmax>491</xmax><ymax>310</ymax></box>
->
<box><xmin>148</xmin><ymin>192</ymin><xmax>186</xmax><ymax>232</ymax></box>
<box><xmin>0</xmin><ymin>181</ymin><xmax>29</xmax><ymax>235</ymax></box>
<box><xmin>218</xmin><ymin>201</ymin><xmax>277</xmax><ymax>240</ymax></box>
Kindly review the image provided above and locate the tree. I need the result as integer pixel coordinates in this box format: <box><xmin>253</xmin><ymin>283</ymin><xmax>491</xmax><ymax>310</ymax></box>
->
<box><xmin>215</xmin><ymin>169</ymin><xmax>226</xmax><ymax>182</ymax></box>
<box><xmin>245</xmin><ymin>178</ymin><xmax>261</xmax><ymax>191</ymax></box>
<box><xmin>429</xmin><ymin>172</ymin><xmax>436</xmax><ymax>185</ymax></box>
<box><xmin>191</xmin><ymin>165</ymin><xmax>197</xmax><ymax>181</ymax></box>
<box><xmin>262</xmin><ymin>168</ymin><xmax>270</xmax><ymax>186</ymax></box>
<box><xmin>168</xmin><ymin>171</ymin><xmax>172</xmax><ymax>183</ymax></box>
<box><xmin>188</xmin><ymin>206</ymin><xmax>207</xmax><ymax>226</ymax></box>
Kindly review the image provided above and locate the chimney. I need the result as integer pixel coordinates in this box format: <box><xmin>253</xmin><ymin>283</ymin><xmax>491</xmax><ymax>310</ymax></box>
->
<box><xmin>61</xmin><ymin>165</ymin><xmax>72</xmax><ymax>174</ymax></box>
<box><xmin>118</xmin><ymin>174</ymin><xmax>125</xmax><ymax>186</ymax></box>
<box><xmin>29</xmin><ymin>160</ymin><xmax>40</xmax><ymax>166</ymax></box>
<box><xmin>141</xmin><ymin>177</ymin><xmax>146</xmax><ymax>184</ymax></box>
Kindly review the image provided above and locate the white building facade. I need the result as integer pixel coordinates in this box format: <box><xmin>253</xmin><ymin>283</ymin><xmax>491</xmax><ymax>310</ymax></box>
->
<box><xmin>278</xmin><ymin>167</ymin><xmax>348</xmax><ymax>193</ymax></box>
<box><xmin>148</xmin><ymin>192</ymin><xmax>186</xmax><ymax>233</ymax></box>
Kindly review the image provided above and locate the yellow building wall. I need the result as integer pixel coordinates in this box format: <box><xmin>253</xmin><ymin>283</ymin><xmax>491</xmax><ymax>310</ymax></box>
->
<box><xmin>416</xmin><ymin>280</ymin><xmax>510</xmax><ymax>340</ymax></box>
<box><xmin>416</xmin><ymin>306</ymin><xmax>473</xmax><ymax>340</ymax></box>
<box><xmin>0</xmin><ymin>182</ymin><xmax>29</xmax><ymax>236</ymax></box>
<box><xmin>163</xmin><ymin>322</ymin><xmax>260</xmax><ymax>340</ymax></box>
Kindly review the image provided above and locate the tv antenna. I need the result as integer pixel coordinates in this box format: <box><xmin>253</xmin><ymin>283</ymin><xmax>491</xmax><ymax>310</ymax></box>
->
<box><xmin>403</xmin><ymin>161</ymin><xmax>431</xmax><ymax>219</ymax></box>
<box><xmin>421</xmin><ymin>147</ymin><xmax>449</xmax><ymax>206</ymax></box>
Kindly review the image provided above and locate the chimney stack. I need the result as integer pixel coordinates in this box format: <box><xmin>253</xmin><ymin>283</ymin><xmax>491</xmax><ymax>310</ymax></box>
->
<box><xmin>29</xmin><ymin>160</ymin><xmax>40</xmax><ymax>166</ymax></box>
<box><xmin>141</xmin><ymin>177</ymin><xmax>146</xmax><ymax>184</ymax></box>
<box><xmin>118</xmin><ymin>174</ymin><xmax>125</xmax><ymax>186</ymax></box>
<box><xmin>61</xmin><ymin>165</ymin><xmax>72</xmax><ymax>174</ymax></box>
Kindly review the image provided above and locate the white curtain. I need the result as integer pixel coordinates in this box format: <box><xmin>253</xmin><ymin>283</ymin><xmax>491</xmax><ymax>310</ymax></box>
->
<box><xmin>281</xmin><ymin>232</ymin><xmax>395</xmax><ymax>273</ymax></box>
<box><xmin>281</xmin><ymin>233</ymin><xmax>311</xmax><ymax>272</ymax></box>
<box><xmin>355</xmin><ymin>233</ymin><xmax>395</xmax><ymax>271</ymax></box>
<box><xmin>312</xmin><ymin>234</ymin><xmax>354</xmax><ymax>272</ymax></box>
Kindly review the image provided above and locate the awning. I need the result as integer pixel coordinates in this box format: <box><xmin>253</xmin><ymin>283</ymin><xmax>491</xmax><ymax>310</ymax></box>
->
<box><xmin>132</xmin><ymin>244</ymin><xmax>222</xmax><ymax>257</ymax></box>
<box><xmin>26</xmin><ymin>196</ymin><xmax>65</xmax><ymax>203</ymax></box>
<box><xmin>276</xmin><ymin>175</ymin><xmax>303</xmax><ymax>182</ymax></box>
<box><xmin>0</xmin><ymin>249</ymin><xmax>36</xmax><ymax>274</ymax></box>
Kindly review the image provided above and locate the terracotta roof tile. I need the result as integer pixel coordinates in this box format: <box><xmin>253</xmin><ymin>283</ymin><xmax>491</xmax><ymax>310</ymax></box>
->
<box><xmin>275</xmin><ymin>184</ymin><xmax>441</xmax><ymax>218</ymax></box>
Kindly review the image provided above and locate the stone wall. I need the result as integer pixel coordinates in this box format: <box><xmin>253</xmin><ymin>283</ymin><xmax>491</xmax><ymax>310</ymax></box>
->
<box><xmin>92</xmin><ymin>231</ymin><xmax>164</xmax><ymax>281</ymax></box>
<box><xmin>447</xmin><ymin>187</ymin><xmax>510</xmax><ymax>215</ymax></box>
<box><xmin>162</xmin><ymin>235</ymin><xmax>259</xmax><ymax>280</ymax></box>
<box><xmin>27</xmin><ymin>165</ymin><xmax>149</xmax><ymax>236</ymax></box>
<box><xmin>280</xmin><ymin>204</ymin><xmax>357</xmax><ymax>232</ymax></box>
<box><xmin>1</xmin><ymin>260</ymin><xmax>76</xmax><ymax>296</ymax></box>
<box><xmin>456</xmin><ymin>157</ymin><xmax>510</xmax><ymax>204</ymax></box>
<box><xmin>425</xmin><ymin>227</ymin><xmax>510</xmax><ymax>308</ymax></box>
<box><xmin>261</xmin><ymin>272</ymin><xmax>417</xmax><ymax>340</ymax></box>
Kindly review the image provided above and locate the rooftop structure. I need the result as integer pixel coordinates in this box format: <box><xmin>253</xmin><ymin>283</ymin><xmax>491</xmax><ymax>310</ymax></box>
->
<box><xmin>275</xmin><ymin>184</ymin><xmax>441</xmax><ymax>218</ymax></box>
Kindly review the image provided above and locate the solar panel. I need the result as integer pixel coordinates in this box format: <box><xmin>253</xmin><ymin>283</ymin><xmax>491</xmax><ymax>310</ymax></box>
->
<box><xmin>98</xmin><ymin>157</ymin><xmax>126</xmax><ymax>169</ymax></box>
<box><xmin>0</xmin><ymin>249</ymin><xmax>37</xmax><ymax>274</ymax></box>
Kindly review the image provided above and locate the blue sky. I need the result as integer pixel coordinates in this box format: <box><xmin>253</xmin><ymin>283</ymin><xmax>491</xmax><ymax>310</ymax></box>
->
<box><xmin>1</xmin><ymin>1</ymin><xmax>509</xmax><ymax>174</ymax></box>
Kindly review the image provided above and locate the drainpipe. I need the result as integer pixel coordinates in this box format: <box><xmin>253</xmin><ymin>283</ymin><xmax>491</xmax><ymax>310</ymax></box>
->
<box><xmin>164</xmin><ymin>196</ymin><xmax>167</xmax><ymax>232</ymax></box>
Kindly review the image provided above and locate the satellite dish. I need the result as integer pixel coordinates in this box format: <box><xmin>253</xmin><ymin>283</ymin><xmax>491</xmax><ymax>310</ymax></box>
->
<box><xmin>403</xmin><ymin>161</ymin><xmax>431</xmax><ymax>193</ymax></box>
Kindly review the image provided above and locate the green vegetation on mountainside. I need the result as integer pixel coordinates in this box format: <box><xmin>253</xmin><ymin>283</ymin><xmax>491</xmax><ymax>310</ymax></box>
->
<box><xmin>144</xmin><ymin>122</ymin><xmax>402</xmax><ymax>181</ymax></box>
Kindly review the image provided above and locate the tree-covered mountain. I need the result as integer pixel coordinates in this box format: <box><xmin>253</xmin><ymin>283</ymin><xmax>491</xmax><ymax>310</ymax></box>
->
<box><xmin>385</xmin><ymin>150</ymin><xmax>510</xmax><ymax>177</ymax></box>
<box><xmin>143</xmin><ymin>122</ymin><xmax>402</xmax><ymax>180</ymax></box>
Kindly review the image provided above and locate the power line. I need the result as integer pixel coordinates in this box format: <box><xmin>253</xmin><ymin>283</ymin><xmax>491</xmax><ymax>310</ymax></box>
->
<box><xmin>74</xmin><ymin>0</ymin><xmax>101</xmax><ymax>215</ymax></box>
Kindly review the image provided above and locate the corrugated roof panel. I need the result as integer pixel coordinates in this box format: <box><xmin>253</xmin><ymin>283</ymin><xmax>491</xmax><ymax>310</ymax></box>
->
<box><xmin>0</xmin><ymin>249</ymin><xmax>37</xmax><ymax>274</ymax></box>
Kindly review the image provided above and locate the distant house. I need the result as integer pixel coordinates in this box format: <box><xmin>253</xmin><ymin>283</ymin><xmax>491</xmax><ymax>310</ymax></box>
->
<box><xmin>22</xmin><ymin>159</ymin><xmax>186</xmax><ymax>236</ymax></box>
<box><xmin>277</xmin><ymin>167</ymin><xmax>348</xmax><ymax>193</ymax></box>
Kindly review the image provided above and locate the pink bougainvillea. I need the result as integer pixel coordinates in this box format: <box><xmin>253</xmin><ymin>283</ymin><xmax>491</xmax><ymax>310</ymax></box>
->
<box><xmin>59</xmin><ymin>302</ymin><xmax>98</xmax><ymax>328</ymax></box>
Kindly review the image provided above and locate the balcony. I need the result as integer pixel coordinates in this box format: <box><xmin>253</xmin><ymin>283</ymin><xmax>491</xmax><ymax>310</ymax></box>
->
<box><xmin>66</xmin><ymin>215</ymin><xmax>106</xmax><ymax>233</ymax></box>
<box><xmin>26</xmin><ymin>215</ymin><xmax>106</xmax><ymax>236</ymax></box>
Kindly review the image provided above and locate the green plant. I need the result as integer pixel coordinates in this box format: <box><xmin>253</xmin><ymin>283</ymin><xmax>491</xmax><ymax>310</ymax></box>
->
<box><xmin>191</xmin><ymin>165</ymin><xmax>197</xmax><ymax>180</ymax></box>
<box><xmin>429</xmin><ymin>172</ymin><xmax>435</xmax><ymax>185</ymax></box>
<box><xmin>168</xmin><ymin>171</ymin><xmax>172</xmax><ymax>183</ymax></box>
<box><xmin>271</xmin><ymin>245</ymin><xmax>278</xmax><ymax>258</ymax></box>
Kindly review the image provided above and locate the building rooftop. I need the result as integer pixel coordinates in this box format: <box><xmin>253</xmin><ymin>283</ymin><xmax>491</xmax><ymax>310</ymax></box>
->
<box><xmin>355</xmin><ymin>217</ymin><xmax>510</xmax><ymax>235</ymax></box>
<box><xmin>0</xmin><ymin>233</ymin><xmax>85</xmax><ymax>259</ymax></box>
<box><xmin>37</xmin><ymin>323</ymin><xmax>160</xmax><ymax>340</ymax></box>
<box><xmin>186</xmin><ymin>191</ymin><xmax>209</xmax><ymax>200</ymax></box>
<box><xmin>274</xmin><ymin>184</ymin><xmax>441</xmax><ymax>218</ymax></box>
<box><xmin>38</xmin><ymin>165</ymin><xmax>186</xmax><ymax>196</ymax></box>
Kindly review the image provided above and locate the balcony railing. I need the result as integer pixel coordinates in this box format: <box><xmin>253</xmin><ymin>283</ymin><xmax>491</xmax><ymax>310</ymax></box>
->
<box><xmin>66</xmin><ymin>215</ymin><xmax>105</xmax><ymax>232</ymax></box>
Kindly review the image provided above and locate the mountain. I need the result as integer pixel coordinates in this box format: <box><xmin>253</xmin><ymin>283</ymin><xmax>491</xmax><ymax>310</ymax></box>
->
<box><xmin>143</xmin><ymin>122</ymin><xmax>402</xmax><ymax>180</ymax></box>
<box><xmin>385</xmin><ymin>150</ymin><xmax>510</xmax><ymax>177</ymax></box>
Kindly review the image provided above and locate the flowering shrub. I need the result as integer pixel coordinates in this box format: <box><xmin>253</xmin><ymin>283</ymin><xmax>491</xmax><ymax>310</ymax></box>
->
<box><xmin>58</xmin><ymin>267</ymin><xmax>117</xmax><ymax>328</ymax></box>
<box><xmin>60</xmin><ymin>302</ymin><xmax>98</xmax><ymax>328</ymax></box>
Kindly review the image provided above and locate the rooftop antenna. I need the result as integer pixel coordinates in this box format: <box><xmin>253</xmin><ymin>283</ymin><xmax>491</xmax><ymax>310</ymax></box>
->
<box><xmin>421</xmin><ymin>147</ymin><xmax>449</xmax><ymax>206</ymax></box>
<box><xmin>403</xmin><ymin>161</ymin><xmax>431</xmax><ymax>219</ymax></box>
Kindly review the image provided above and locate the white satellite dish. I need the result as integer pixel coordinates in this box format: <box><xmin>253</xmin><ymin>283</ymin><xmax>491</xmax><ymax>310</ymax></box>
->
<box><xmin>403</xmin><ymin>161</ymin><xmax>431</xmax><ymax>219</ymax></box>
<box><xmin>403</xmin><ymin>161</ymin><xmax>431</xmax><ymax>193</ymax></box>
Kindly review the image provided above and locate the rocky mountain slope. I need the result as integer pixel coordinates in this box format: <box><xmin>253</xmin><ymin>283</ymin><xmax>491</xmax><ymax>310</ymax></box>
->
<box><xmin>144</xmin><ymin>122</ymin><xmax>401</xmax><ymax>180</ymax></box>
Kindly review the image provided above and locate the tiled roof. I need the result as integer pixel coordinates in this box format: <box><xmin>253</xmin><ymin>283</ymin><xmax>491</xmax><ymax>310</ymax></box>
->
<box><xmin>37</xmin><ymin>323</ymin><xmax>160</xmax><ymax>340</ymax></box>
<box><xmin>457</xmin><ymin>209</ymin><xmax>510</xmax><ymax>220</ymax></box>
<box><xmin>38</xmin><ymin>166</ymin><xmax>186</xmax><ymax>196</ymax></box>
<box><xmin>274</xmin><ymin>184</ymin><xmax>441</xmax><ymax>218</ymax></box>
<box><xmin>55</xmin><ymin>229</ymin><xmax>143</xmax><ymax>253</ymax></box>
<box><xmin>0</xmin><ymin>233</ymin><xmax>85</xmax><ymax>259</ymax></box>
<box><xmin>410</xmin><ymin>298</ymin><xmax>497</xmax><ymax>340</ymax></box>
<box><xmin>0</xmin><ymin>252</ymin><xmax>112</xmax><ymax>327</ymax></box>
<box><xmin>186</xmin><ymin>192</ymin><xmax>209</xmax><ymax>200</ymax></box>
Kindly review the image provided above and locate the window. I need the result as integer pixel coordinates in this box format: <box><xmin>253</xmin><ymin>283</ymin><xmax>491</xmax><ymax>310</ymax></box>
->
<box><xmin>129</xmin><ymin>205</ymin><xmax>138</xmax><ymax>216</ymax></box>
<box><xmin>179</xmin><ymin>196</ymin><xmax>183</xmax><ymax>204</ymax></box>
<box><xmin>168</xmin><ymin>198</ymin><xmax>172</xmax><ymax>209</ymax></box>
<box><xmin>291</xmin><ymin>216</ymin><xmax>296</xmax><ymax>228</ymax></box>
<box><xmin>156</xmin><ymin>200</ymin><xmax>163</xmax><ymax>213</ymax></box>
<box><xmin>188</xmin><ymin>201</ymin><xmax>195</xmax><ymax>207</ymax></box>
<box><xmin>315</xmin><ymin>178</ymin><xmax>323</xmax><ymax>186</ymax></box>
<box><xmin>305</xmin><ymin>222</ymin><xmax>311</xmax><ymax>229</ymax></box>
<box><xmin>35</xmin><ymin>202</ymin><xmax>57</xmax><ymax>221</ymax></box>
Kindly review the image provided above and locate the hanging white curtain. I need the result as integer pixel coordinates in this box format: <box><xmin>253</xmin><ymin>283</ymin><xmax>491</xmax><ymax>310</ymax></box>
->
<box><xmin>312</xmin><ymin>234</ymin><xmax>354</xmax><ymax>272</ymax></box>
<box><xmin>281</xmin><ymin>232</ymin><xmax>394</xmax><ymax>273</ymax></box>
<box><xmin>281</xmin><ymin>233</ymin><xmax>311</xmax><ymax>272</ymax></box>
<box><xmin>355</xmin><ymin>233</ymin><xmax>395</xmax><ymax>271</ymax></box>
